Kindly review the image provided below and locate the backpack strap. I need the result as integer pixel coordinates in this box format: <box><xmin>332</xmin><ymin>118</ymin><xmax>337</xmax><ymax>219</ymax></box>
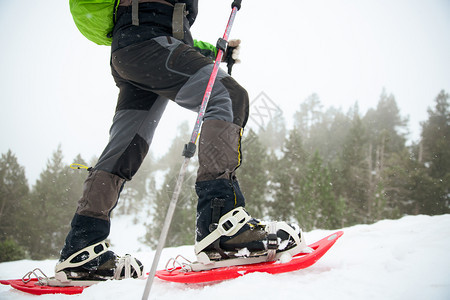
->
<box><xmin>129</xmin><ymin>0</ymin><xmax>184</xmax><ymax>39</ymax></box>
<box><xmin>132</xmin><ymin>0</ymin><xmax>139</xmax><ymax>26</ymax></box>
<box><xmin>172</xmin><ymin>2</ymin><xmax>186</xmax><ymax>40</ymax></box>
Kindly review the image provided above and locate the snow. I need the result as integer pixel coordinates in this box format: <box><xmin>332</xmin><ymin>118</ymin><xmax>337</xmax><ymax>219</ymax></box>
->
<box><xmin>1</xmin><ymin>214</ymin><xmax>450</xmax><ymax>300</ymax></box>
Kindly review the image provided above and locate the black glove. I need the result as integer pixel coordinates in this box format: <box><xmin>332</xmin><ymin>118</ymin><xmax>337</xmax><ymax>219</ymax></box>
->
<box><xmin>222</xmin><ymin>39</ymin><xmax>241</xmax><ymax>75</ymax></box>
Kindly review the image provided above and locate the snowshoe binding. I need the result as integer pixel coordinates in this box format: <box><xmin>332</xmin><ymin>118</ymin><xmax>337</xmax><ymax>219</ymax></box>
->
<box><xmin>51</xmin><ymin>240</ymin><xmax>143</xmax><ymax>286</ymax></box>
<box><xmin>190</xmin><ymin>207</ymin><xmax>310</xmax><ymax>271</ymax></box>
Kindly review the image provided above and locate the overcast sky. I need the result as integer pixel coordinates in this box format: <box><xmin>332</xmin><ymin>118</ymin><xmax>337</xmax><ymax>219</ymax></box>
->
<box><xmin>0</xmin><ymin>0</ymin><xmax>449</xmax><ymax>185</ymax></box>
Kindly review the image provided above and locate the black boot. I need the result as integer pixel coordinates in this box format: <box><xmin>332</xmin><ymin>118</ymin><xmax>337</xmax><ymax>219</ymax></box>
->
<box><xmin>57</xmin><ymin>169</ymin><xmax>143</xmax><ymax>281</ymax></box>
<box><xmin>195</xmin><ymin>120</ymin><xmax>307</xmax><ymax>263</ymax></box>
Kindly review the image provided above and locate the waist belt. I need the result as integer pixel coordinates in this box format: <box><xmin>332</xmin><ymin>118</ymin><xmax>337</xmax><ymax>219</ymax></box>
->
<box><xmin>123</xmin><ymin>0</ymin><xmax>186</xmax><ymax>40</ymax></box>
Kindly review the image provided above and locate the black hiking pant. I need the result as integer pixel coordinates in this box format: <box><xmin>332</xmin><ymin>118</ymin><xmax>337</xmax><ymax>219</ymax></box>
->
<box><xmin>60</xmin><ymin>36</ymin><xmax>249</xmax><ymax>260</ymax></box>
<box><xmin>96</xmin><ymin>36</ymin><xmax>249</xmax><ymax>180</ymax></box>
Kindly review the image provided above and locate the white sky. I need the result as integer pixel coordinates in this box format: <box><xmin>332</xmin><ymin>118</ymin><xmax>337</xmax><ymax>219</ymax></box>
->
<box><xmin>0</xmin><ymin>0</ymin><xmax>449</xmax><ymax>185</ymax></box>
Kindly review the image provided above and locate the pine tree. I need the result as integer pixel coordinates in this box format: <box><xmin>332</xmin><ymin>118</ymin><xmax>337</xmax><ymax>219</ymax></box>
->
<box><xmin>312</xmin><ymin>107</ymin><xmax>352</xmax><ymax>164</ymax></box>
<box><xmin>27</xmin><ymin>146</ymin><xmax>81</xmax><ymax>259</ymax></box>
<box><xmin>0</xmin><ymin>150</ymin><xmax>29</xmax><ymax>239</ymax></box>
<box><xmin>257</xmin><ymin>113</ymin><xmax>287</xmax><ymax>152</ymax></box>
<box><xmin>419</xmin><ymin>90</ymin><xmax>450</xmax><ymax>214</ymax></box>
<box><xmin>293</xmin><ymin>93</ymin><xmax>323</xmax><ymax>138</ymax></box>
<box><xmin>363</xmin><ymin>90</ymin><xmax>408</xmax><ymax>155</ymax></box>
<box><xmin>146</xmin><ymin>163</ymin><xmax>197</xmax><ymax>247</ymax></box>
<box><xmin>293</xmin><ymin>95</ymin><xmax>352</xmax><ymax>165</ymax></box>
<box><xmin>337</xmin><ymin>110</ymin><xmax>370</xmax><ymax>225</ymax></box>
<box><xmin>382</xmin><ymin>148</ymin><xmax>431</xmax><ymax>216</ymax></box>
<box><xmin>144</xmin><ymin>122</ymin><xmax>197</xmax><ymax>247</ymax></box>
<box><xmin>116</xmin><ymin>154</ymin><xmax>155</xmax><ymax>216</ymax></box>
<box><xmin>0</xmin><ymin>150</ymin><xmax>29</xmax><ymax>260</ymax></box>
<box><xmin>269</xmin><ymin>127</ymin><xmax>307</xmax><ymax>223</ymax></box>
<box><xmin>298</xmin><ymin>151</ymin><xmax>344</xmax><ymax>230</ymax></box>
<box><xmin>361</xmin><ymin>91</ymin><xmax>409</xmax><ymax>221</ymax></box>
<box><xmin>238</xmin><ymin>129</ymin><xmax>269</xmax><ymax>218</ymax></box>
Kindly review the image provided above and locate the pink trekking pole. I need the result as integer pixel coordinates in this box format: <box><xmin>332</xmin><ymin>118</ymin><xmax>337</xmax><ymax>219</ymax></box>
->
<box><xmin>142</xmin><ymin>1</ymin><xmax>243</xmax><ymax>299</ymax></box>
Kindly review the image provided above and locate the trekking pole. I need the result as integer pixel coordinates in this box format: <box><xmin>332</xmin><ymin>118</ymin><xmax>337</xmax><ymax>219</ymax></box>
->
<box><xmin>142</xmin><ymin>1</ymin><xmax>242</xmax><ymax>299</ymax></box>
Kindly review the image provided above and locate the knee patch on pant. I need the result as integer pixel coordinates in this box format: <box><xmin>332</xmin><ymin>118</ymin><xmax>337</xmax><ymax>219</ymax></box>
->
<box><xmin>220</xmin><ymin>76</ymin><xmax>249</xmax><ymax>128</ymax></box>
<box><xmin>197</xmin><ymin>119</ymin><xmax>243</xmax><ymax>182</ymax></box>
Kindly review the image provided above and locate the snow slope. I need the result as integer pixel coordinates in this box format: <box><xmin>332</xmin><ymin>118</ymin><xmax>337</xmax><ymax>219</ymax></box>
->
<box><xmin>1</xmin><ymin>214</ymin><xmax>449</xmax><ymax>300</ymax></box>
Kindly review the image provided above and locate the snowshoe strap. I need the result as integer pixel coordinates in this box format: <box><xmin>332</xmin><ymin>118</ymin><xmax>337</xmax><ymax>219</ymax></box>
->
<box><xmin>114</xmin><ymin>254</ymin><xmax>143</xmax><ymax>280</ymax></box>
<box><xmin>209</xmin><ymin>198</ymin><xmax>229</xmax><ymax>259</ymax></box>
<box><xmin>209</xmin><ymin>198</ymin><xmax>225</xmax><ymax>233</ymax></box>
<box><xmin>195</xmin><ymin>207</ymin><xmax>251</xmax><ymax>255</ymax></box>
<box><xmin>266</xmin><ymin>222</ymin><xmax>278</xmax><ymax>261</ymax></box>
<box><xmin>55</xmin><ymin>240</ymin><xmax>109</xmax><ymax>273</ymax></box>
<box><xmin>276</xmin><ymin>222</ymin><xmax>304</xmax><ymax>253</ymax></box>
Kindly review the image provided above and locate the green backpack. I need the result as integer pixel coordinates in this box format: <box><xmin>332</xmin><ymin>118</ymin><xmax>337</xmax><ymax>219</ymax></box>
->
<box><xmin>69</xmin><ymin>0</ymin><xmax>120</xmax><ymax>46</ymax></box>
<box><xmin>69</xmin><ymin>0</ymin><xmax>217</xmax><ymax>55</ymax></box>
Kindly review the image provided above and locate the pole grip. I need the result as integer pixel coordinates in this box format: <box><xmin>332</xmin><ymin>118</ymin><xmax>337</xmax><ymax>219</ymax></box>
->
<box><xmin>232</xmin><ymin>0</ymin><xmax>242</xmax><ymax>10</ymax></box>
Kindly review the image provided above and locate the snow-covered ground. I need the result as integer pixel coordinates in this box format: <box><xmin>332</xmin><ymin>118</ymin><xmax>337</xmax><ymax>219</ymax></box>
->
<box><xmin>1</xmin><ymin>214</ymin><xmax>449</xmax><ymax>300</ymax></box>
